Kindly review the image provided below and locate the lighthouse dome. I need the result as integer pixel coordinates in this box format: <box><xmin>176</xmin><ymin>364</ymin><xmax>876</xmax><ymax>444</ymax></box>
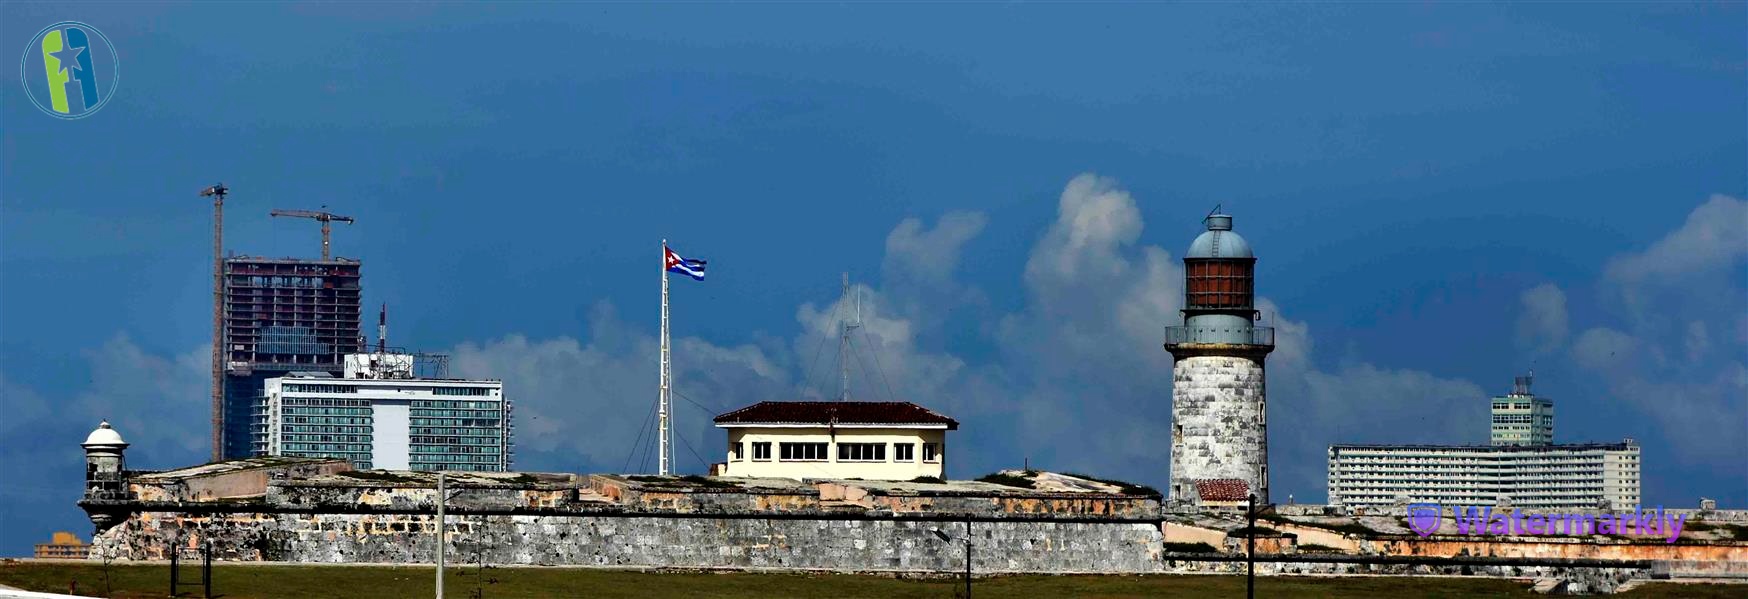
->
<box><xmin>1185</xmin><ymin>214</ymin><xmax>1253</xmax><ymax>259</ymax></box>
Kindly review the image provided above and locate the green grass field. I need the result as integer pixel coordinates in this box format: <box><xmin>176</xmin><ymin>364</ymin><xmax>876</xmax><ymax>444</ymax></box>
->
<box><xmin>0</xmin><ymin>562</ymin><xmax>1737</xmax><ymax>598</ymax></box>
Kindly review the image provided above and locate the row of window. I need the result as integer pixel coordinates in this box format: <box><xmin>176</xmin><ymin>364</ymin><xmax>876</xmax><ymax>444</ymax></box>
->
<box><xmin>285</xmin><ymin>384</ymin><xmax>358</xmax><ymax>394</ymax></box>
<box><xmin>283</xmin><ymin>397</ymin><xmax>370</xmax><ymax>407</ymax></box>
<box><xmin>410</xmin><ymin>409</ymin><xmax>501</xmax><ymax>419</ymax></box>
<box><xmin>411</xmin><ymin>400</ymin><xmax>500</xmax><ymax>409</ymax></box>
<box><xmin>410</xmin><ymin>418</ymin><xmax>501</xmax><ymax>428</ymax></box>
<box><xmin>413</xmin><ymin>454</ymin><xmax>502</xmax><ymax>463</ymax></box>
<box><xmin>431</xmin><ymin>387</ymin><xmax>494</xmax><ymax>396</ymax></box>
<box><xmin>731</xmin><ymin>441</ymin><xmax>939</xmax><ymax>463</ymax></box>
<box><xmin>278</xmin><ymin>425</ymin><xmax>370</xmax><ymax>434</ymax></box>
<box><xmin>285</xmin><ymin>407</ymin><xmax>372</xmax><ymax>417</ymax></box>
<box><xmin>283</xmin><ymin>416</ymin><xmax>370</xmax><ymax>426</ymax></box>
<box><xmin>412</xmin><ymin>427</ymin><xmax>502</xmax><ymax>436</ymax></box>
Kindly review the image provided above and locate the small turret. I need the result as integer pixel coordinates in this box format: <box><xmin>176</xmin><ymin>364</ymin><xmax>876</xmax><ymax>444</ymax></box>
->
<box><xmin>80</xmin><ymin>421</ymin><xmax>130</xmax><ymax>531</ymax></box>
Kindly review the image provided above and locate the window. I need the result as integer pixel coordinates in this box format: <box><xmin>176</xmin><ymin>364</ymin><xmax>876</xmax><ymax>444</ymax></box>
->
<box><xmin>779</xmin><ymin>442</ymin><xmax>828</xmax><ymax>461</ymax></box>
<box><xmin>894</xmin><ymin>443</ymin><xmax>915</xmax><ymax>462</ymax></box>
<box><xmin>922</xmin><ymin>443</ymin><xmax>939</xmax><ymax>462</ymax></box>
<box><xmin>837</xmin><ymin>443</ymin><xmax>886</xmax><ymax>462</ymax></box>
<box><xmin>752</xmin><ymin>442</ymin><xmax>772</xmax><ymax>461</ymax></box>
<box><xmin>731</xmin><ymin>441</ymin><xmax>744</xmax><ymax>461</ymax></box>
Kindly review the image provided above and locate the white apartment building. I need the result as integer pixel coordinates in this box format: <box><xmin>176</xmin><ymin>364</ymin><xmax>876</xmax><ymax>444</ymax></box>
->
<box><xmin>713</xmin><ymin>401</ymin><xmax>957</xmax><ymax>481</ymax></box>
<box><xmin>256</xmin><ymin>353</ymin><xmax>512</xmax><ymax>472</ymax></box>
<box><xmin>1327</xmin><ymin>440</ymin><xmax>1641</xmax><ymax>510</ymax></box>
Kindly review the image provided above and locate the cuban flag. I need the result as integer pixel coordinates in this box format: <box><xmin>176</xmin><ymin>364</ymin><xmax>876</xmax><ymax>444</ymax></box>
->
<box><xmin>664</xmin><ymin>246</ymin><xmax>707</xmax><ymax>281</ymax></box>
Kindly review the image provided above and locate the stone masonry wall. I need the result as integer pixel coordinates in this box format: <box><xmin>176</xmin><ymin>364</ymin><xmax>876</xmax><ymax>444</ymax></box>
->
<box><xmin>1171</xmin><ymin>355</ymin><xmax>1268</xmax><ymax>503</ymax></box>
<box><xmin>91</xmin><ymin>510</ymin><xmax>1166</xmax><ymax>574</ymax></box>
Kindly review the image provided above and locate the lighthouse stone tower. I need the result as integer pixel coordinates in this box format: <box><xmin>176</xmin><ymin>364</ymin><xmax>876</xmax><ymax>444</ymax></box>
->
<box><xmin>1165</xmin><ymin>213</ymin><xmax>1275</xmax><ymax>506</ymax></box>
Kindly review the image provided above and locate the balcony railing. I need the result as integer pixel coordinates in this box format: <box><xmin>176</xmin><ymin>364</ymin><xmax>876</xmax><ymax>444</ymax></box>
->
<box><xmin>1164</xmin><ymin>325</ymin><xmax>1274</xmax><ymax>346</ymax></box>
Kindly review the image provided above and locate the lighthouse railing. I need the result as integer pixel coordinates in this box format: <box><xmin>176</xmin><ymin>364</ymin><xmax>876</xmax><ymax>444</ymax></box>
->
<box><xmin>1164</xmin><ymin>325</ymin><xmax>1275</xmax><ymax>347</ymax></box>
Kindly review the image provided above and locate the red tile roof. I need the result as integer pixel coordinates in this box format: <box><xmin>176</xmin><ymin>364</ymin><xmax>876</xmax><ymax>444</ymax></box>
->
<box><xmin>713</xmin><ymin>401</ymin><xmax>959</xmax><ymax>429</ymax></box>
<box><xmin>1194</xmin><ymin>478</ymin><xmax>1251</xmax><ymax>502</ymax></box>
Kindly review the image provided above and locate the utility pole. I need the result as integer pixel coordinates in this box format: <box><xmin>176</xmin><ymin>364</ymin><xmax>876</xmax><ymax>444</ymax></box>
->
<box><xmin>1247</xmin><ymin>493</ymin><xmax>1256</xmax><ymax>599</ymax></box>
<box><xmin>436</xmin><ymin>472</ymin><xmax>445</xmax><ymax>599</ymax></box>
<box><xmin>198</xmin><ymin>183</ymin><xmax>227</xmax><ymax>462</ymax></box>
<box><xmin>269</xmin><ymin>208</ymin><xmax>354</xmax><ymax>260</ymax></box>
<box><xmin>964</xmin><ymin>515</ymin><xmax>973</xmax><ymax>599</ymax></box>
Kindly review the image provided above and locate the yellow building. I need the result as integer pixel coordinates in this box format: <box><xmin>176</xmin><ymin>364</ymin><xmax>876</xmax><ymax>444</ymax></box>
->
<box><xmin>34</xmin><ymin>531</ymin><xmax>89</xmax><ymax>559</ymax></box>
<box><xmin>714</xmin><ymin>401</ymin><xmax>957</xmax><ymax>481</ymax></box>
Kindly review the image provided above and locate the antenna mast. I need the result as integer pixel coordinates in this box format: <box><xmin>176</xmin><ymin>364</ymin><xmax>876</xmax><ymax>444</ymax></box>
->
<box><xmin>839</xmin><ymin>273</ymin><xmax>862</xmax><ymax>401</ymax></box>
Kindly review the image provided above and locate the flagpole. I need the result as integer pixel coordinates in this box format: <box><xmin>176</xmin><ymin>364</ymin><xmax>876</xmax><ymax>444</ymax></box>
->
<box><xmin>659</xmin><ymin>239</ymin><xmax>671</xmax><ymax>476</ymax></box>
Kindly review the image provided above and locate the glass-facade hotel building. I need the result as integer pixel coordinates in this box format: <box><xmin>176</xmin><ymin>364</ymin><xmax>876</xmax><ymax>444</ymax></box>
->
<box><xmin>256</xmin><ymin>355</ymin><xmax>512</xmax><ymax>472</ymax></box>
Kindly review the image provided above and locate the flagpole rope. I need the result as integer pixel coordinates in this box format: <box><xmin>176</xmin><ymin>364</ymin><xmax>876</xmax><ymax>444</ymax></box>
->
<box><xmin>799</xmin><ymin>298</ymin><xmax>844</xmax><ymax>400</ymax></box>
<box><xmin>622</xmin><ymin>396</ymin><xmax>659</xmax><ymax>473</ymax></box>
<box><xmin>858</xmin><ymin>327</ymin><xmax>900</xmax><ymax>403</ymax></box>
<box><xmin>674</xmin><ymin>427</ymin><xmax>710</xmax><ymax>473</ymax></box>
<box><xmin>848</xmin><ymin>336</ymin><xmax>884</xmax><ymax>404</ymax></box>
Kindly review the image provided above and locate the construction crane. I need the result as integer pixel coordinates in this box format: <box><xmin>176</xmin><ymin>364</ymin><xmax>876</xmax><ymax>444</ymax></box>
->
<box><xmin>198</xmin><ymin>183</ymin><xmax>228</xmax><ymax>462</ymax></box>
<box><xmin>269</xmin><ymin>208</ymin><xmax>354</xmax><ymax>260</ymax></box>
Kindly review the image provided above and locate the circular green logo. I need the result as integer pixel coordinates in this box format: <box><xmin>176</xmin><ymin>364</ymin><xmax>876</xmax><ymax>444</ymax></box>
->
<box><xmin>20</xmin><ymin>21</ymin><xmax>120</xmax><ymax>120</ymax></box>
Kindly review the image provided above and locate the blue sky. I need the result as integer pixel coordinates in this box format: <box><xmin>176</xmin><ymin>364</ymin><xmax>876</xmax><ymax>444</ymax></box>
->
<box><xmin>2</xmin><ymin>3</ymin><xmax>1743</xmax><ymax>554</ymax></box>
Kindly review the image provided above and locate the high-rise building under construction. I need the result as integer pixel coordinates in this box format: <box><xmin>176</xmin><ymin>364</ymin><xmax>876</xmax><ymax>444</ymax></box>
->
<box><xmin>219</xmin><ymin>256</ymin><xmax>363</xmax><ymax>459</ymax></box>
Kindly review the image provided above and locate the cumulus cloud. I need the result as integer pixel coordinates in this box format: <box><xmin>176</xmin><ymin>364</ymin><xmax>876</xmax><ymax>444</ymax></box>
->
<box><xmin>450</xmin><ymin>303</ymin><xmax>788</xmax><ymax>473</ymax></box>
<box><xmin>1570</xmin><ymin>327</ymin><xmax>1636</xmax><ymax>372</ymax></box>
<box><xmin>1557</xmin><ymin>194</ymin><xmax>1748</xmax><ymax>467</ymax></box>
<box><xmin>1515</xmin><ymin>283</ymin><xmax>1570</xmax><ymax>355</ymax></box>
<box><xmin>1604</xmin><ymin>194</ymin><xmax>1747</xmax><ymax>286</ymax></box>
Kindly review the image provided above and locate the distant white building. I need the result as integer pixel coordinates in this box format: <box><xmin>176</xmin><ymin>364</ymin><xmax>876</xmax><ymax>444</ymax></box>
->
<box><xmin>1328</xmin><ymin>440</ymin><xmax>1641</xmax><ymax>510</ymax></box>
<box><xmin>713</xmin><ymin>401</ymin><xmax>957</xmax><ymax>481</ymax></box>
<box><xmin>256</xmin><ymin>353</ymin><xmax>512</xmax><ymax>472</ymax></box>
<box><xmin>1491</xmin><ymin>375</ymin><xmax>1554</xmax><ymax>446</ymax></box>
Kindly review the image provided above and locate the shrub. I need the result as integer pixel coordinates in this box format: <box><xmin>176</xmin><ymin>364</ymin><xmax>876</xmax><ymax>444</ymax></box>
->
<box><xmin>975</xmin><ymin>473</ymin><xmax>1035</xmax><ymax>489</ymax></box>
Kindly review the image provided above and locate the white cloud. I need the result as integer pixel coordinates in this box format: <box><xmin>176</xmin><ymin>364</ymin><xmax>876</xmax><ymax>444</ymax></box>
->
<box><xmin>1556</xmin><ymin>194</ymin><xmax>1748</xmax><ymax>467</ymax></box>
<box><xmin>1570</xmin><ymin>327</ymin><xmax>1637</xmax><ymax>372</ymax></box>
<box><xmin>450</xmin><ymin>303</ymin><xmax>788</xmax><ymax>473</ymax></box>
<box><xmin>1604</xmin><ymin>194</ymin><xmax>1747</xmax><ymax>286</ymax></box>
<box><xmin>883</xmin><ymin>211</ymin><xmax>987</xmax><ymax>292</ymax></box>
<box><xmin>1515</xmin><ymin>283</ymin><xmax>1569</xmax><ymax>355</ymax></box>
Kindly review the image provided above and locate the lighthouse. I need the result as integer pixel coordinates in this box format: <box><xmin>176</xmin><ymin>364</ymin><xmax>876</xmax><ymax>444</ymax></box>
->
<box><xmin>1165</xmin><ymin>212</ymin><xmax>1275</xmax><ymax>506</ymax></box>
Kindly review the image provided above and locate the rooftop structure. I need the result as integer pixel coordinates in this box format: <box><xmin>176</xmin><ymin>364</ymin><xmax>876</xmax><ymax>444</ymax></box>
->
<box><xmin>1492</xmin><ymin>374</ymin><xmax>1555</xmax><ymax>446</ymax></box>
<box><xmin>1165</xmin><ymin>211</ymin><xmax>1276</xmax><ymax>506</ymax></box>
<box><xmin>713</xmin><ymin>401</ymin><xmax>957</xmax><ymax>481</ymax></box>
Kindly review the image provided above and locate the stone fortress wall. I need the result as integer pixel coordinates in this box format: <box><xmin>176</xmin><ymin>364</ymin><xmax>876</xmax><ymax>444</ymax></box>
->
<box><xmin>81</xmin><ymin>459</ymin><xmax>1748</xmax><ymax>594</ymax></box>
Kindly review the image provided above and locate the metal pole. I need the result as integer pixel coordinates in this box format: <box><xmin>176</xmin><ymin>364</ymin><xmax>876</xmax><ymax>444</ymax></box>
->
<box><xmin>436</xmin><ymin>472</ymin><xmax>445</xmax><ymax>599</ymax></box>
<box><xmin>170</xmin><ymin>546</ymin><xmax>178</xmax><ymax>595</ymax></box>
<box><xmin>203</xmin><ymin>543</ymin><xmax>212</xmax><ymax>599</ymax></box>
<box><xmin>659</xmin><ymin>240</ymin><xmax>671</xmax><ymax>475</ymax></box>
<box><xmin>1247</xmin><ymin>493</ymin><xmax>1256</xmax><ymax>599</ymax></box>
<box><xmin>964</xmin><ymin>516</ymin><xmax>972</xmax><ymax>599</ymax></box>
